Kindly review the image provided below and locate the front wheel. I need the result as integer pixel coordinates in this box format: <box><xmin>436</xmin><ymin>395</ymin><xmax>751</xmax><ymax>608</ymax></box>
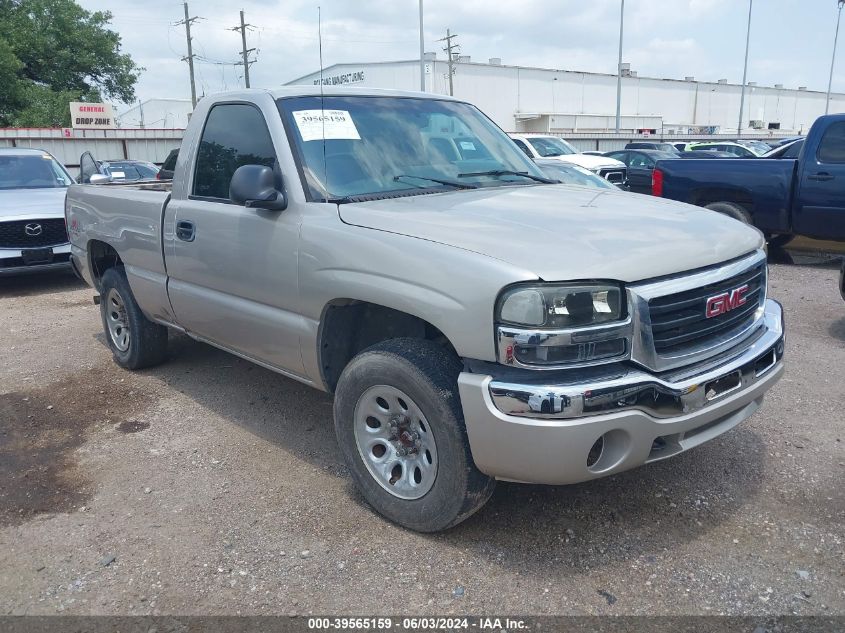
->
<box><xmin>333</xmin><ymin>338</ymin><xmax>495</xmax><ymax>532</ymax></box>
<box><xmin>99</xmin><ymin>267</ymin><xmax>168</xmax><ymax>370</ymax></box>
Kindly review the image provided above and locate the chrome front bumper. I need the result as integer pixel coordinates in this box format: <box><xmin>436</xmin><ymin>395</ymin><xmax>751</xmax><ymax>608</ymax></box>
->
<box><xmin>457</xmin><ymin>299</ymin><xmax>784</xmax><ymax>485</ymax></box>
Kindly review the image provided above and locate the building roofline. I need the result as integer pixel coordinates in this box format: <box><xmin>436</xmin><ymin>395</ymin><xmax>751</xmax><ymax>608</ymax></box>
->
<box><xmin>286</xmin><ymin>59</ymin><xmax>841</xmax><ymax>96</ymax></box>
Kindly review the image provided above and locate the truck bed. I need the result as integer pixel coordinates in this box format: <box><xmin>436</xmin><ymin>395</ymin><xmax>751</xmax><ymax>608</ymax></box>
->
<box><xmin>655</xmin><ymin>157</ymin><xmax>797</xmax><ymax>234</ymax></box>
<box><xmin>66</xmin><ymin>182</ymin><xmax>172</xmax><ymax>318</ymax></box>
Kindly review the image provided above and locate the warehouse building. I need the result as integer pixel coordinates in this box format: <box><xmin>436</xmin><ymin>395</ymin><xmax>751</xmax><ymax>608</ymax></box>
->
<box><xmin>116</xmin><ymin>98</ymin><xmax>194</xmax><ymax>129</ymax></box>
<box><xmin>286</xmin><ymin>56</ymin><xmax>845</xmax><ymax>135</ymax></box>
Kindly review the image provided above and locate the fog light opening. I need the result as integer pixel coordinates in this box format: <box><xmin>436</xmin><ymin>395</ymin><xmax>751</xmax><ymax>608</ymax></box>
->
<box><xmin>586</xmin><ymin>429</ymin><xmax>631</xmax><ymax>473</ymax></box>
<box><xmin>586</xmin><ymin>436</ymin><xmax>604</xmax><ymax>468</ymax></box>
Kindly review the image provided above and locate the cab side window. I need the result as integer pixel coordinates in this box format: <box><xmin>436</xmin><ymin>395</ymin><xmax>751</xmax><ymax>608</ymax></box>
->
<box><xmin>193</xmin><ymin>104</ymin><xmax>277</xmax><ymax>200</ymax></box>
<box><xmin>817</xmin><ymin>122</ymin><xmax>845</xmax><ymax>163</ymax></box>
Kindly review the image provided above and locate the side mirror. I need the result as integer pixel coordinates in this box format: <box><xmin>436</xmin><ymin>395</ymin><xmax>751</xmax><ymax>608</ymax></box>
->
<box><xmin>90</xmin><ymin>174</ymin><xmax>112</xmax><ymax>185</ymax></box>
<box><xmin>230</xmin><ymin>165</ymin><xmax>287</xmax><ymax>211</ymax></box>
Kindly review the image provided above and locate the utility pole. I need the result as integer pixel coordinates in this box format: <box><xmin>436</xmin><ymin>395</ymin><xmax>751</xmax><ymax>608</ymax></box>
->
<box><xmin>826</xmin><ymin>0</ymin><xmax>845</xmax><ymax>115</ymax></box>
<box><xmin>231</xmin><ymin>9</ymin><xmax>256</xmax><ymax>89</ymax></box>
<box><xmin>418</xmin><ymin>0</ymin><xmax>425</xmax><ymax>91</ymax></box>
<box><xmin>176</xmin><ymin>2</ymin><xmax>199</xmax><ymax>107</ymax></box>
<box><xmin>737</xmin><ymin>0</ymin><xmax>753</xmax><ymax>135</ymax></box>
<box><xmin>438</xmin><ymin>29</ymin><xmax>459</xmax><ymax>96</ymax></box>
<box><xmin>615</xmin><ymin>0</ymin><xmax>624</xmax><ymax>132</ymax></box>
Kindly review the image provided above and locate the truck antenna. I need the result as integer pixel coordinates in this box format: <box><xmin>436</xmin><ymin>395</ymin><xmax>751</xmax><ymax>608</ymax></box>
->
<box><xmin>318</xmin><ymin>6</ymin><xmax>328</xmax><ymax>203</ymax></box>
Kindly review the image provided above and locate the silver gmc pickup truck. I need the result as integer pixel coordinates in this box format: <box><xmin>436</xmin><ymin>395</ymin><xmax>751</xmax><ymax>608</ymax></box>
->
<box><xmin>66</xmin><ymin>87</ymin><xmax>785</xmax><ymax>532</ymax></box>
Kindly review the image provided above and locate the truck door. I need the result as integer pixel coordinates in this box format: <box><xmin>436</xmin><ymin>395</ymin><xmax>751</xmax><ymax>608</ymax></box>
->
<box><xmin>163</xmin><ymin>102</ymin><xmax>307</xmax><ymax>378</ymax></box>
<box><xmin>794</xmin><ymin>121</ymin><xmax>845</xmax><ymax>240</ymax></box>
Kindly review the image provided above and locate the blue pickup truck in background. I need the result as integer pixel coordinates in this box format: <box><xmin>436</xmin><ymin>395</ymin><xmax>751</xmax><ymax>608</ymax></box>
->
<box><xmin>653</xmin><ymin>114</ymin><xmax>845</xmax><ymax>247</ymax></box>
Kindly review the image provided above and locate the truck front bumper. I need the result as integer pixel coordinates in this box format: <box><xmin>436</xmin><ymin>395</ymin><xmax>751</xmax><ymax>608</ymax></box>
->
<box><xmin>457</xmin><ymin>299</ymin><xmax>784</xmax><ymax>485</ymax></box>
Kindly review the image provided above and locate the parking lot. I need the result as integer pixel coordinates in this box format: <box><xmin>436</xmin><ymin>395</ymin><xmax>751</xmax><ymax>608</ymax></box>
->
<box><xmin>0</xmin><ymin>249</ymin><xmax>843</xmax><ymax>617</ymax></box>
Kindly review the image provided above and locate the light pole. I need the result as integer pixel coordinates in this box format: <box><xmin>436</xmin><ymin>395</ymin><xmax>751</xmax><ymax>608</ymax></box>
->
<box><xmin>419</xmin><ymin>0</ymin><xmax>425</xmax><ymax>92</ymax></box>
<box><xmin>826</xmin><ymin>0</ymin><xmax>845</xmax><ymax>114</ymax></box>
<box><xmin>737</xmin><ymin>0</ymin><xmax>753</xmax><ymax>135</ymax></box>
<box><xmin>615</xmin><ymin>0</ymin><xmax>625</xmax><ymax>132</ymax></box>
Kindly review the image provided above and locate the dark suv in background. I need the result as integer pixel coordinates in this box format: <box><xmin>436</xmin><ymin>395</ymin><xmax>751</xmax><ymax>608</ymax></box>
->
<box><xmin>625</xmin><ymin>141</ymin><xmax>680</xmax><ymax>154</ymax></box>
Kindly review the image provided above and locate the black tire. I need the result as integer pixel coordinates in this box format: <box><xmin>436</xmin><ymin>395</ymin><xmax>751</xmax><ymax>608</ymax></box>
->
<box><xmin>99</xmin><ymin>266</ymin><xmax>168</xmax><ymax>370</ymax></box>
<box><xmin>765</xmin><ymin>233</ymin><xmax>795</xmax><ymax>249</ymax></box>
<box><xmin>704</xmin><ymin>201</ymin><xmax>753</xmax><ymax>224</ymax></box>
<box><xmin>333</xmin><ymin>338</ymin><xmax>495</xmax><ymax>532</ymax></box>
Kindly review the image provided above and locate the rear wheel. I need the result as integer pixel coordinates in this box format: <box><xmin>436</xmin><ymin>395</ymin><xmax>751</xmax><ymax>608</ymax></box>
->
<box><xmin>704</xmin><ymin>201</ymin><xmax>752</xmax><ymax>225</ymax></box>
<box><xmin>99</xmin><ymin>267</ymin><xmax>168</xmax><ymax>370</ymax></box>
<box><xmin>333</xmin><ymin>338</ymin><xmax>495</xmax><ymax>532</ymax></box>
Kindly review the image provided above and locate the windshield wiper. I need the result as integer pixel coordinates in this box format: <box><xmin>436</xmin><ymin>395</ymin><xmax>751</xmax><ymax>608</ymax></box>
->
<box><xmin>394</xmin><ymin>174</ymin><xmax>478</xmax><ymax>190</ymax></box>
<box><xmin>457</xmin><ymin>169</ymin><xmax>555</xmax><ymax>184</ymax></box>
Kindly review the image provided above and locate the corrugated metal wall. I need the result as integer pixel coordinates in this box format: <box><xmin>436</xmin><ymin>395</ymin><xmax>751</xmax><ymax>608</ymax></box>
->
<box><xmin>0</xmin><ymin>128</ymin><xmax>183</xmax><ymax>167</ymax></box>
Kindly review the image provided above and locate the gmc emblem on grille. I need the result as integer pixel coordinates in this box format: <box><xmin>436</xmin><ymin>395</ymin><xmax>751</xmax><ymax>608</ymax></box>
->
<box><xmin>705</xmin><ymin>284</ymin><xmax>749</xmax><ymax>318</ymax></box>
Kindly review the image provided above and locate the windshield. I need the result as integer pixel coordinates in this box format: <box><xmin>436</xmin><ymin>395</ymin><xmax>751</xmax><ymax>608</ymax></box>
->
<box><xmin>106</xmin><ymin>161</ymin><xmax>159</xmax><ymax>180</ymax></box>
<box><xmin>0</xmin><ymin>153</ymin><xmax>73</xmax><ymax>190</ymax></box>
<box><xmin>277</xmin><ymin>96</ymin><xmax>547</xmax><ymax>201</ymax></box>
<box><xmin>526</xmin><ymin>136</ymin><xmax>577</xmax><ymax>157</ymax></box>
<box><xmin>738</xmin><ymin>140</ymin><xmax>771</xmax><ymax>154</ymax></box>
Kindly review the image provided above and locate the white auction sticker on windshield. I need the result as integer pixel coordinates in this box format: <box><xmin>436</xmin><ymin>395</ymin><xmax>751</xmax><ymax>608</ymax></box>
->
<box><xmin>292</xmin><ymin>109</ymin><xmax>361</xmax><ymax>142</ymax></box>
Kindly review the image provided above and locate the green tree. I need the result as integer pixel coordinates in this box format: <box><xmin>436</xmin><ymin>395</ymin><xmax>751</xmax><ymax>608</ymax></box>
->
<box><xmin>0</xmin><ymin>0</ymin><xmax>141</xmax><ymax>126</ymax></box>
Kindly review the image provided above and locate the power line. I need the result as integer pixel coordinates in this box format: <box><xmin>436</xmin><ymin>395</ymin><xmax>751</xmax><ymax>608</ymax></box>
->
<box><xmin>438</xmin><ymin>28</ymin><xmax>459</xmax><ymax>96</ymax></box>
<box><xmin>230</xmin><ymin>10</ymin><xmax>256</xmax><ymax>88</ymax></box>
<box><xmin>175</xmin><ymin>1</ymin><xmax>202</xmax><ymax>107</ymax></box>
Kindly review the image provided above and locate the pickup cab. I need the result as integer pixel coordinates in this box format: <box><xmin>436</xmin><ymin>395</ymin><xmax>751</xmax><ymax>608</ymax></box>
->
<box><xmin>653</xmin><ymin>114</ymin><xmax>845</xmax><ymax>247</ymax></box>
<box><xmin>66</xmin><ymin>87</ymin><xmax>785</xmax><ymax>532</ymax></box>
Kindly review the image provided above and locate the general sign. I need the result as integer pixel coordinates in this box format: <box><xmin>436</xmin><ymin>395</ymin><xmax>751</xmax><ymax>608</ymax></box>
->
<box><xmin>69</xmin><ymin>102</ymin><xmax>116</xmax><ymax>129</ymax></box>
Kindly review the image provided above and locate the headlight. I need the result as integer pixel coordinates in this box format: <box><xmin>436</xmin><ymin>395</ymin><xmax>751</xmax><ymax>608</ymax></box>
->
<box><xmin>497</xmin><ymin>283</ymin><xmax>624</xmax><ymax>328</ymax></box>
<box><xmin>496</xmin><ymin>283</ymin><xmax>630</xmax><ymax>367</ymax></box>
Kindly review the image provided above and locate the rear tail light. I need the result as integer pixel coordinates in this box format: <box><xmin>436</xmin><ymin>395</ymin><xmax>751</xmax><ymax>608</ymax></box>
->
<box><xmin>652</xmin><ymin>168</ymin><xmax>664</xmax><ymax>197</ymax></box>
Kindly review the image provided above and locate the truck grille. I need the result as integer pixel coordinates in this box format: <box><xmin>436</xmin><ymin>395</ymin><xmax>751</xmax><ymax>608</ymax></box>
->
<box><xmin>599</xmin><ymin>167</ymin><xmax>627</xmax><ymax>184</ymax></box>
<box><xmin>0</xmin><ymin>219</ymin><xmax>68</xmax><ymax>249</ymax></box>
<box><xmin>648</xmin><ymin>262</ymin><xmax>766</xmax><ymax>356</ymax></box>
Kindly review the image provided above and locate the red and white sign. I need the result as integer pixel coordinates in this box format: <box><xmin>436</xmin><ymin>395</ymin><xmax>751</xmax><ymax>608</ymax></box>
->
<box><xmin>705</xmin><ymin>284</ymin><xmax>749</xmax><ymax>318</ymax></box>
<box><xmin>61</xmin><ymin>128</ymin><xmax>72</xmax><ymax>138</ymax></box>
<box><xmin>69</xmin><ymin>102</ymin><xmax>116</xmax><ymax>129</ymax></box>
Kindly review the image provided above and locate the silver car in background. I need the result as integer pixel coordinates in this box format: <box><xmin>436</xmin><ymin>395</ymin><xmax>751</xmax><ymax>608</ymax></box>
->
<box><xmin>0</xmin><ymin>148</ymin><xmax>75</xmax><ymax>275</ymax></box>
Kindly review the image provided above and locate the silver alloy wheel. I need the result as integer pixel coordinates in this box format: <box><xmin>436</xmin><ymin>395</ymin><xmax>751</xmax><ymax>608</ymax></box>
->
<box><xmin>105</xmin><ymin>288</ymin><xmax>130</xmax><ymax>352</ymax></box>
<box><xmin>353</xmin><ymin>385</ymin><xmax>438</xmax><ymax>500</ymax></box>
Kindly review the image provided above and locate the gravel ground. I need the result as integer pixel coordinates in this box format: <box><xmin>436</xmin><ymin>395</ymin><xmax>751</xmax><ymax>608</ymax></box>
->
<box><xmin>0</xmin><ymin>251</ymin><xmax>843</xmax><ymax>617</ymax></box>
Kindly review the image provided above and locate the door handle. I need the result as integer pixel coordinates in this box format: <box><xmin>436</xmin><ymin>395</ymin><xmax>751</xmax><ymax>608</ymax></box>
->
<box><xmin>808</xmin><ymin>172</ymin><xmax>835</xmax><ymax>182</ymax></box>
<box><xmin>176</xmin><ymin>220</ymin><xmax>196</xmax><ymax>242</ymax></box>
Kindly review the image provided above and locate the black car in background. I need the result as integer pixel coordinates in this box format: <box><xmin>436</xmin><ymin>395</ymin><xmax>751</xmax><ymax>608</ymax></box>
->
<box><xmin>603</xmin><ymin>149</ymin><xmax>677</xmax><ymax>194</ymax></box>
<box><xmin>625</xmin><ymin>141</ymin><xmax>680</xmax><ymax>154</ymax></box>
<box><xmin>101</xmin><ymin>160</ymin><xmax>159</xmax><ymax>181</ymax></box>
<box><xmin>763</xmin><ymin>139</ymin><xmax>804</xmax><ymax>159</ymax></box>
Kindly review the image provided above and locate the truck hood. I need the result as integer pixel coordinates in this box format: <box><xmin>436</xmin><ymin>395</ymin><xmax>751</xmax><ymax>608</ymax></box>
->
<box><xmin>553</xmin><ymin>154</ymin><xmax>625</xmax><ymax>170</ymax></box>
<box><xmin>0</xmin><ymin>188</ymin><xmax>68</xmax><ymax>221</ymax></box>
<box><xmin>338</xmin><ymin>185</ymin><xmax>764</xmax><ymax>283</ymax></box>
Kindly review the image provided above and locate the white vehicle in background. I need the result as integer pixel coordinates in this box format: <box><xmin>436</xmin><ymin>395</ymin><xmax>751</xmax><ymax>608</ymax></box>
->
<box><xmin>0</xmin><ymin>148</ymin><xmax>75</xmax><ymax>275</ymax></box>
<box><xmin>509</xmin><ymin>133</ymin><xmax>628</xmax><ymax>186</ymax></box>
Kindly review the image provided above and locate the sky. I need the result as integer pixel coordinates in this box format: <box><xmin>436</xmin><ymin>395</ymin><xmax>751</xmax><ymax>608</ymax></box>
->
<box><xmin>77</xmin><ymin>0</ymin><xmax>843</xmax><ymax>109</ymax></box>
